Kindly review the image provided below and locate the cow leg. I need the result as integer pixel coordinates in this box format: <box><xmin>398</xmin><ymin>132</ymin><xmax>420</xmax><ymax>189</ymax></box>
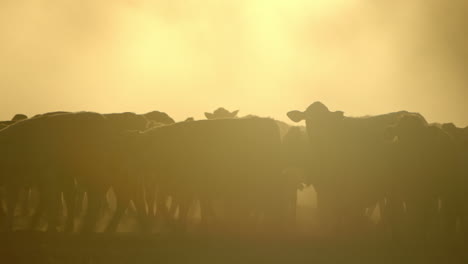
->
<box><xmin>407</xmin><ymin>198</ymin><xmax>432</xmax><ymax>241</ymax></box>
<box><xmin>17</xmin><ymin>187</ymin><xmax>30</xmax><ymax>217</ymax></box>
<box><xmin>379</xmin><ymin>198</ymin><xmax>395</xmax><ymax>237</ymax></box>
<box><xmin>441</xmin><ymin>196</ymin><xmax>459</xmax><ymax>239</ymax></box>
<box><xmin>4</xmin><ymin>185</ymin><xmax>19</xmax><ymax>231</ymax></box>
<box><xmin>428</xmin><ymin>197</ymin><xmax>440</xmax><ymax>239</ymax></box>
<box><xmin>317</xmin><ymin>190</ymin><xmax>337</xmax><ymax>236</ymax></box>
<box><xmin>200</xmin><ymin>196</ymin><xmax>215</xmax><ymax>230</ymax></box>
<box><xmin>82</xmin><ymin>190</ymin><xmax>100</xmax><ymax>233</ymax></box>
<box><xmin>74</xmin><ymin>187</ymin><xmax>85</xmax><ymax>217</ymax></box>
<box><xmin>98</xmin><ymin>192</ymin><xmax>109</xmax><ymax>217</ymax></box>
<box><xmin>145</xmin><ymin>182</ymin><xmax>156</xmax><ymax>218</ymax></box>
<box><xmin>421</xmin><ymin>198</ymin><xmax>439</xmax><ymax>241</ymax></box>
<box><xmin>155</xmin><ymin>190</ymin><xmax>172</xmax><ymax>229</ymax></box>
<box><xmin>405</xmin><ymin>200</ymin><xmax>418</xmax><ymax>239</ymax></box>
<box><xmin>288</xmin><ymin>188</ymin><xmax>298</xmax><ymax>228</ymax></box>
<box><xmin>462</xmin><ymin>196</ymin><xmax>468</xmax><ymax>241</ymax></box>
<box><xmin>30</xmin><ymin>189</ymin><xmax>45</xmax><ymax>231</ymax></box>
<box><xmin>0</xmin><ymin>187</ymin><xmax>6</xmax><ymax>227</ymax></box>
<box><xmin>176</xmin><ymin>195</ymin><xmax>191</xmax><ymax>233</ymax></box>
<box><xmin>63</xmin><ymin>181</ymin><xmax>76</xmax><ymax>233</ymax></box>
<box><xmin>168</xmin><ymin>196</ymin><xmax>178</xmax><ymax>219</ymax></box>
<box><xmin>105</xmin><ymin>194</ymin><xmax>127</xmax><ymax>233</ymax></box>
<box><xmin>224</xmin><ymin>198</ymin><xmax>247</xmax><ymax>234</ymax></box>
<box><xmin>45</xmin><ymin>189</ymin><xmax>62</xmax><ymax>233</ymax></box>
<box><xmin>29</xmin><ymin>187</ymin><xmax>40</xmax><ymax>213</ymax></box>
<box><xmin>133</xmin><ymin>184</ymin><xmax>150</xmax><ymax>233</ymax></box>
<box><xmin>387</xmin><ymin>196</ymin><xmax>405</xmax><ymax>241</ymax></box>
<box><xmin>136</xmin><ymin>198</ymin><xmax>150</xmax><ymax>233</ymax></box>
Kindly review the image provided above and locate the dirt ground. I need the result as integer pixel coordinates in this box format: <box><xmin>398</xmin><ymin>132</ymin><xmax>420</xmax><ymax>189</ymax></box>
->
<box><xmin>0</xmin><ymin>231</ymin><xmax>467</xmax><ymax>264</ymax></box>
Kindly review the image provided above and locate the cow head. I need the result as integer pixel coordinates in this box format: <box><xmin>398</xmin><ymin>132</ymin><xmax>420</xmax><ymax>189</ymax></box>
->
<box><xmin>388</xmin><ymin>113</ymin><xmax>428</xmax><ymax>142</ymax></box>
<box><xmin>204</xmin><ymin>108</ymin><xmax>239</xmax><ymax>119</ymax></box>
<box><xmin>441</xmin><ymin>123</ymin><xmax>461</xmax><ymax>139</ymax></box>
<box><xmin>144</xmin><ymin>111</ymin><xmax>175</xmax><ymax>125</ymax></box>
<box><xmin>11</xmin><ymin>114</ymin><xmax>28</xmax><ymax>122</ymax></box>
<box><xmin>287</xmin><ymin>102</ymin><xmax>344</xmax><ymax>126</ymax></box>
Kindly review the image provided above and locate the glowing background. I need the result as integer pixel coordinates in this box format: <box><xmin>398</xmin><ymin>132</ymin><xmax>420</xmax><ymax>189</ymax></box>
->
<box><xmin>1</xmin><ymin>0</ymin><xmax>467</xmax><ymax>125</ymax></box>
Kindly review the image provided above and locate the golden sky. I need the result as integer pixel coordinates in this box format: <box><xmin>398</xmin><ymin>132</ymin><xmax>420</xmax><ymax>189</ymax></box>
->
<box><xmin>1</xmin><ymin>0</ymin><xmax>467</xmax><ymax>126</ymax></box>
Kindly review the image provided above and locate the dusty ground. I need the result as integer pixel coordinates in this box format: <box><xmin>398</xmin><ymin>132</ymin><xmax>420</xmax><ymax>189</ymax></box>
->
<box><xmin>1</xmin><ymin>188</ymin><xmax>466</xmax><ymax>263</ymax></box>
<box><xmin>0</xmin><ymin>231</ymin><xmax>467</xmax><ymax>264</ymax></box>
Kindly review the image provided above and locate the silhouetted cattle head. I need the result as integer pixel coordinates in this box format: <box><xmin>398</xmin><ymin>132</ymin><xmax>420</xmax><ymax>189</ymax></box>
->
<box><xmin>204</xmin><ymin>108</ymin><xmax>239</xmax><ymax>119</ymax></box>
<box><xmin>287</xmin><ymin>102</ymin><xmax>344</xmax><ymax>127</ymax></box>
<box><xmin>143</xmin><ymin>111</ymin><xmax>175</xmax><ymax>124</ymax></box>
<box><xmin>11</xmin><ymin>114</ymin><xmax>28</xmax><ymax>121</ymax></box>
<box><xmin>387</xmin><ymin>114</ymin><xmax>428</xmax><ymax>141</ymax></box>
<box><xmin>441</xmin><ymin>123</ymin><xmax>463</xmax><ymax>139</ymax></box>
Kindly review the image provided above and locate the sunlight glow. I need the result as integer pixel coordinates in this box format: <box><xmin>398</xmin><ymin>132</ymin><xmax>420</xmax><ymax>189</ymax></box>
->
<box><xmin>0</xmin><ymin>0</ymin><xmax>467</xmax><ymax>125</ymax></box>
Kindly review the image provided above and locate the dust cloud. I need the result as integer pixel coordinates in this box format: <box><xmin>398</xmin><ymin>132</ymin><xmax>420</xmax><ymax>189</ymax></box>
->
<box><xmin>1</xmin><ymin>0</ymin><xmax>467</xmax><ymax>125</ymax></box>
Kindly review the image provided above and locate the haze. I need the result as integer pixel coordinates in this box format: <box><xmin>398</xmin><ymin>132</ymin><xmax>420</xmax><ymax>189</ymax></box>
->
<box><xmin>1</xmin><ymin>0</ymin><xmax>467</xmax><ymax>125</ymax></box>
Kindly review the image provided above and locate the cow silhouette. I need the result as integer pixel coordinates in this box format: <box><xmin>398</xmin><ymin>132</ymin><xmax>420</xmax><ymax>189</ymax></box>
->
<box><xmin>204</xmin><ymin>108</ymin><xmax>239</xmax><ymax>120</ymax></box>
<box><xmin>288</xmin><ymin>102</ymin><xmax>413</xmax><ymax>236</ymax></box>
<box><xmin>123</xmin><ymin>117</ymin><xmax>289</xmax><ymax>234</ymax></box>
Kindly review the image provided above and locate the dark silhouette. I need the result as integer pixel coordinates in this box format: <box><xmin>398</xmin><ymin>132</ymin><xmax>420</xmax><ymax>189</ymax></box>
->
<box><xmin>287</xmin><ymin>102</ymin><xmax>419</xmax><ymax>236</ymax></box>
<box><xmin>127</xmin><ymin>117</ymin><xmax>289</xmax><ymax>234</ymax></box>
<box><xmin>281</xmin><ymin>126</ymin><xmax>309</xmax><ymax>224</ymax></box>
<box><xmin>11</xmin><ymin>114</ymin><xmax>28</xmax><ymax>122</ymax></box>
<box><xmin>204</xmin><ymin>108</ymin><xmax>239</xmax><ymax>120</ymax></box>
<box><xmin>0</xmin><ymin>113</ymin><xmax>29</xmax><ymax>126</ymax></box>
<box><xmin>384</xmin><ymin>115</ymin><xmax>458</xmax><ymax>241</ymax></box>
<box><xmin>439</xmin><ymin>123</ymin><xmax>468</xmax><ymax>238</ymax></box>
<box><xmin>1</xmin><ymin>104</ymin><xmax>468</xmax><ymax>263</ymax></box>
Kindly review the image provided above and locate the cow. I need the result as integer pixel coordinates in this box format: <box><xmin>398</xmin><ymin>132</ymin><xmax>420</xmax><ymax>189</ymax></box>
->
<box><xmin>385</xmin><ymin>115</ymin><xmax>458</xmax><ymax>241</ymax></box>
<box><xmin>0</xmin><ymin>114</ymin><xmax>50</xmax><ymax>221</ymax></box>
<box><xmin>148</xmin><ymin>108</ymin><xmax>240</xmax><ymax>228</ymax></box>
<box><xmin>281</xmin><ymin>126</ymin><xmax>309</xmax><ymax>225</ymax></box>
<box><xmin>124</xmin><ymin>117</ymin><xmax>289</xmax><ymax>234</ymax></box>
<box><xmin>0</xmin><ymin>112</ymin><xmax>110</xmax><ymax>232</ymax></box>
<box><xmin>0</xmin><ymin>111</ymin><xmax>161</xmax><ymax>233</ymax></box>
<box><xmin>439</xmin><ymin>123</ymin><xmax>468</xmax><ymax>238</ymax></box>
<box><xmin>205</xmin><ymin>107</ymin><xmax>294</xmax><ymax>138</ymax></box>
<box><xmin>121</xmin><ymin>112</ymin><xmax>177</xmax><ymax>223</ymax></box>
<box><xmin>78</xmin><ymin>111</ymin><xmax>173</xmax><ymax>232</ymax></box>
<box><xmin>11</xmin><ymin>114</ymin><xmax>28</xmax><ymax>122</ymax></box>
<box><xmin>0</xmin><ymin>114</ymin><xmax>28</xmax><ymax>126</ymax></box>
<box><xmin>144</xmin><ymin>111</ymin><xmax>175</xmax><ymax>128</ymax></box>
<box><xmin>57</xmin><ymin>111</ymin><xmax>173</xmax><ymax>232</ymax></box>
<box><xmin>198</xmin><ymin>108</ymin><xmax>296</xmax><ymax>227</ymax></box>
<box><xmin>243</xmin><ymin>114</ymin><xmax>293</xmax><ymax>139</ymax></box>
<box><xmin>287</xmin><ymin>102</ymin><xmax>413</xmax><ymax>236</ymax></box>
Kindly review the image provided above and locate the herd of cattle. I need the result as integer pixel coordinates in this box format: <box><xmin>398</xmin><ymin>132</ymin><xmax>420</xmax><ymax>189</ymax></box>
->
<box><xmin>0</xmin><ymin>102</ymin><xmax>467</xmax><ymax>240</ymax></box>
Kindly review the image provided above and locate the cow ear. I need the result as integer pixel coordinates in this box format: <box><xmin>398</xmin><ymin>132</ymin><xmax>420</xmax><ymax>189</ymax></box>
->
<box><xmin>205</xmin><ymin>112</ymin><xmax>214</xmax><ymax>119</ymax></box>
<box><xmin>230</xmin><ymin>110</ymin><xmax>239</xmax><ymax>118</ymax></box>
<box><xmin>287</xmin><ymin>110</ymin><xmax>306</xmax><ymax>123</ymax></box>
